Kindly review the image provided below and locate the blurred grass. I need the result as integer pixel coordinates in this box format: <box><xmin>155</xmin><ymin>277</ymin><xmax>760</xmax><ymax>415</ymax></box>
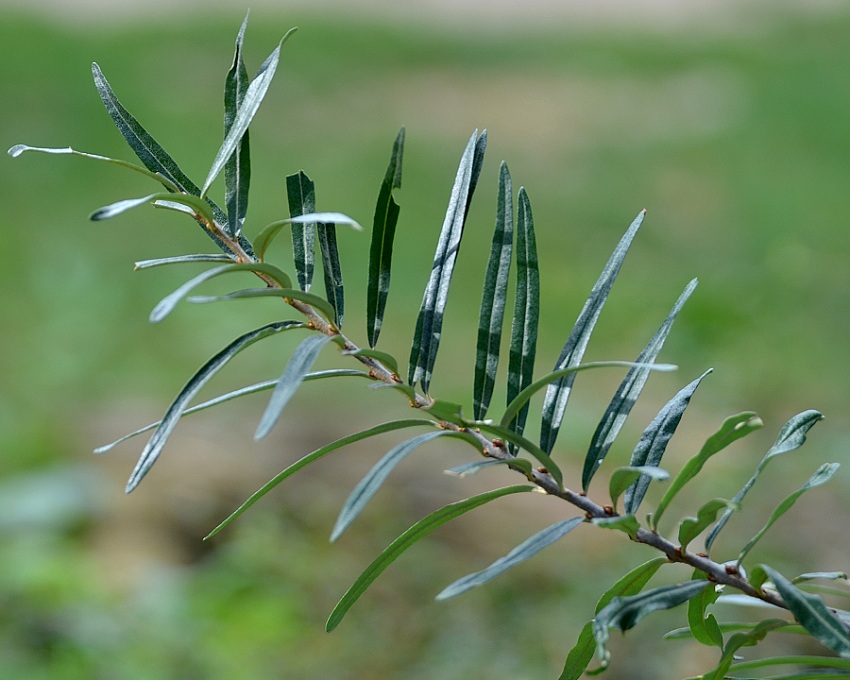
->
<box><xmin>3</xmin><ymin>5</ymin><xmax>850</xmax><ymax>678</ymax></box>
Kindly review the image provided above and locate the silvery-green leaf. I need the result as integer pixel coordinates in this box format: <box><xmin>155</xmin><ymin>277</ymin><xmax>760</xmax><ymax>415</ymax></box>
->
<box><xmin>623</xmin><ymin>370</ymin><xmax>711</xmax><ymax>515</ymax></box>
<box><xmin>224</xmin><ymin>13</ymin><xmax>252</xmax><ymax>236</ymax></box>
<box><xmin>408</xmin><ymin>130</ymin><xmax>486</xmax><ymax>394</ymax></box>
<box><xmin>331</xmin><ymin>430</ymin><xmax>480</xmax><ymax>541</ymax></box>
<box><xmin>583</xmin><ymin>279</ymin><xmax>697</xmax><ymax>490</ymax></box>
<box><xmin>201</xmin><ymin>28</ymin><xmax>296</xmax><ymax>197</ymax></box>
<box><xmin>255</xmin><ymin>334</ymin><xmax>334</xmax><ymax>440</ymax></box>
<box><xmin>540</xmin><ymin>210</ymin><xmax>644</xmax><ymax>455</ymax></box>
<box><xmin>286</xmin><ymin>171</ymin><xmax>316</xmax><ymax>291</ymax></box>
<box><xmin>436</xmin><ymin>517</ymin><xmax>584</xmax><ymax>600</ymax></box>
<box><xmin>125</xmin><ymin>321</ymin><xmax>304</xmax><ymax>492</ymax></box>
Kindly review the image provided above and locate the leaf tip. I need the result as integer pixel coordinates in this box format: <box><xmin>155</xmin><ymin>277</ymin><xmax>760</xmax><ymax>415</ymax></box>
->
<box><xmin>7</xmin><ymin>144</ymin><xmax>26</xmax><ymax>158</ymax></box>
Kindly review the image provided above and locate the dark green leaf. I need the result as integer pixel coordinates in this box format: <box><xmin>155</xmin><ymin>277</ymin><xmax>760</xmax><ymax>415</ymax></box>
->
<box><xmin>592</xmin><ymin>580</ymin><xmax>710</xmax><ymax>671</ymax></box>
<box><xmin>474</xmin><ymin>161</ymin><xmax>513</xmax><ymax>420</ymax></box>
<box><xmin>737</xmin><ymin>463</ymin><xmax>839</xmax><ymax>565</ymax></box>
<box><xmin>331</xmin><ymin>430</ymin><xmax>481</xmax><ymax>542</ymax></box>
<box><xmin>623</xmin><ymin>369</ymin><xmax>711</xmax><ymax>515</ymax></box>
<box><xmin>134</xmin><ymin>254</ymin><xmax>234</xmax><ymax>269</ymax></box>
<box><xmin>255</xmin><ymin>334</ymin><xmax>334</xmax><ymax>440</ymax></box>
<box><xmin>705</xmin><ymin>409</ymin><xmax>824</xmax><ymax>551</ymax></box>
<box><xmin>609</xmin><ymin>466</ymin><xmax>670</xmax><ymax>511</ymax></box>
<box><xmin>91</xmin><ymin>63</ymin><xmax>254</xmax><ymax>256</ymax></box>
<box><xmin>505</xmin><ymin>186</ymin><xmax>539</xmax><ymax>438</ymax></box>
<box><xmin>436</xmin><ymin>517</ymin><xmax>584</xmax><ymax>600</ymax></box>
<box><xmin>592</xmin><ymin>515</ymin><xmax>640</xmax><ymax>539</ymax></box>
<box><xmin>678</xmin><ymin>499</ymin><xmax>736</xmax><ymax>551</ymax></box>
<box><xmin>286</xmin><ymin>171</ymin><xmax>316</xmax><ymax>291</ymax></box>
<box><xmin>95</xmin><ymin>370</ymin><xmax>367</xmax><ymax>454</ymax></box>
<box><xmin>651</xmin><ymin>411</ymin><xmax>761</xmax><ymax>531</ymax></box>
<box><xmin>206</xmin><ymin>419</ymin><xmax>435</xmax><ymax>539</ymax></box>
<box><xmin>583</xmin><ymin>279</ymin><xmax>697</xmax><ymax>490</ymax></box>
<box><xmin>202</xmin><ymin>28</ymin><xmax>296</xmax><ymax>197</ymax></box>
<box><xmin>540</xmin><ymin>210</ymin><xmax>645</xmax><ymax>455</ymax></box>
<box><xmin>560</xmin><ymin>557</ymin><xmax>667</xmax><ymax>680</ymax></box>
<box><xmin>125</xmin><ymin>321</ymin><xmax>304</xmax><ymax>492</ymax></box>
<box><xmin>687</xmin><ymin>570</ymin><xmax>723</xmax><ymax>648</ymax></box>
<box><xmin>317</xmin><ymin>221</ymin><xmax>344</xmax><ymax>327</ymax></box>
<box><xmin>150</xmin><ymin>262</ymin><xmax>293</xmax><ymax>322</ymax></box>
<box><xmin>7</xmin><ymin>144</ymin><xmax>181</xmax><ymax>192</ymax></box>
<box><xmin>187</xmin><ymin>286</ymin><xmax>336</xmax><ymax>325</ymax></box>
<box><xmin>408</xmin><ymin>130</ymin><xmax>486</xmax><ymax>394</ymax></box>
<box><xmin>367</xmin><ymin>127</ymin><xmax>405</xmax><ymax>348</ymax></box>
<box><xmin>224</xmin><ymin>13</ymin><xmax>251</xmax><ymax>237</ymax></box>
<box><xmin>500</xmin><ymin>361</ymin><xmax>676</xmax><ymax>434</ymax></box>
<box><xmin>327</xmin><ymin>485</ymin><xmax>534</xmax><ymax>632</ymax></box>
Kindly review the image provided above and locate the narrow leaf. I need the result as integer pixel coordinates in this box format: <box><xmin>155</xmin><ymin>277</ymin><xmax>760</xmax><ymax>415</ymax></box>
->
<box><xmin>206</xmin><ymin>419</ymin><xmax>435</xmax><ymax>539</ymax></box>
<box><xmin>678</xmin><ymin>499</ymin><xmax>736</xmax><ymax>551</ymax></box>
<box><xmin>650</xmin><ymin>411</ymin><xmax>762</xmax><ymax>531</ymax></box>
<box><xmin>706</xmin><ymin>409</ymin><xmax>824</xmax><ymax>551</ymax></box>
<box><xmin>367</xmin><ymin>127</ymin><xmax>405</xmax><ymax>348</ymax></box>
<box><xmin>327</xmin><ymin>485</ymin><xmax>534</xmax><ymax>632</ymax></box>
<box><xmin>90</xmin><ymin>191</ymin><xmax>215</xmax><ymax>225</ymax></box>
<box><xmin>761</xmin><ymin>566</ymin><xmax>850</xmax><ymax>659</ymax></box>
<box><xmin>187</xmin><ymin>286</ymin><xmax>336</xmax><ymax>325</ymax></box>
<box><xmin>95</xmin><ymin>370</ymin><xmax>367</xmax><ymax>454</ymax></box>
<box><xmin>134</xmin><ymin>254</ymin><xmax>233</xmax><ymax>269</ymax></box>
<box><xmin>7</xmin><ymin>144</ymin><xmax>181</xmax><ymax>192</ymax></box>
<box><xmin>286</xmin><ymin>171</ymin><xmax>316</xmax><ymax>291</ymax></box>
<box><xmin>91</xmin><ymin>63</ymin><xmax>254</xmax><ymax>256</ymax></box>
<box><xmin>408</xmin><ymin>129</ymin><xmax>486</xmax><ymax>394</ymax></box>
<box><xmin>444</xmin><ymin>458</ymin><xmax>534</xmax><ymax>478</ymax></box>
<box><xmin>317</xmin><ymin>221</ymin><xmax>345</xmax><ymax>327</ymax></box>
<box><xmin>583</xmin><ymin>279</ymin><xmax>698</xmax><ymax>490</ymax></box>
<box><xmin>255</xmin><ymin>334</ymin><xmax>334</xmax><ymax>440</ymax></box>
<box><xmin>795</xmin><ymin>573</ymin><xmax>849</xmax><ymax>585</ymax></box>
<box><xmin>150</xmin><ymin>262</ymin><xmax>293</xmax><ymax>322</ymax></box>
<box><xmin>331</xmin><ymin>430</ymin><xmax>480</xmax><ymax>542</ymax></box>
<box><xmin>201</xmin><ymin>28</ymin><xmax>297</xmax><ymax>197</ymax></box>
<box><xmin>737</xmin><ymin>463</ymin><xmax>839</xmax><ymax>565</ymax></box>
<box><xmin>592</xmin><ymin>580</ymin><xmax>710</xmax><ymax>671</ymax></box>
<box><xmin>287</xmin><ymin>213</ymin><xmax>362</xmax><ymax>230</ymax></box>
<box><xmin>125</xmin><ymin>321</ymin><xmax>304</xmax><ymax>492</ymax></box>
<box><xmin>436</xmin><ymin>517</ymin><xmax>584</xmax><ymax>600</ymax></box>
<box><xmin>729</xmin><ymin>655</ymin><xmax>850</xmax><ymax>672</ymax></box>
<box><xmin>505</xmin><ymin>186</ymin><xmax>539</xmax><ymax>437</ymax></box>
<box><xmin>473</xmin><ymin>161</ymin><xmax>513</xmax><ymax>420</ymax></box>
<box><xmin>623</xmin><ymin>369</ymin><xmax>711</xmax><ymax>515</ymax></box>
<box><xmin>540</xmin><ymin>210</ymin><xmax>645</xmax><ymax>455</ymax></box>
<box><xmin>224</xmin><ymin>13</ymin><xmax>251</xmax><ymax>236</ymax></box>
<box><xmin>500</xmin><ymin>361</ymin><xmax>676</xmax><ymax>433</ymax></box>
<box><xmin>560</xmin><ymin>557</ymin><xmax>667</xmax><ymax>680</ymax></box>
<box><xmin>609</xmin><ymin>466</ymin><xmax>670</xmax><ymax>511</ymax></box>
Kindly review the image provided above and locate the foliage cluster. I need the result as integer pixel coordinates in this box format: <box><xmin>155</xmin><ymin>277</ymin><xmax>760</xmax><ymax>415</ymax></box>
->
<box><xmin>10</xmin><ymin>16</ymin><xmax>850</xmax><ymax>679</ymax></box>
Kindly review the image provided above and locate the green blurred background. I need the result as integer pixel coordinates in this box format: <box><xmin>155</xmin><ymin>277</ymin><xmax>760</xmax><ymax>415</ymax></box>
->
<box><xmin>3</xmin><ymin>2</ymin><xmax>850</xmax><ymax>678</ymax></box>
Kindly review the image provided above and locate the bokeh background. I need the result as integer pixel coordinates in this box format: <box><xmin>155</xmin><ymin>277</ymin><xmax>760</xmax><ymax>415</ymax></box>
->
<box><xmin>3</xmin><ymin>1</ymin><xmax>850</xmax><ymax>678</ymax></box>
